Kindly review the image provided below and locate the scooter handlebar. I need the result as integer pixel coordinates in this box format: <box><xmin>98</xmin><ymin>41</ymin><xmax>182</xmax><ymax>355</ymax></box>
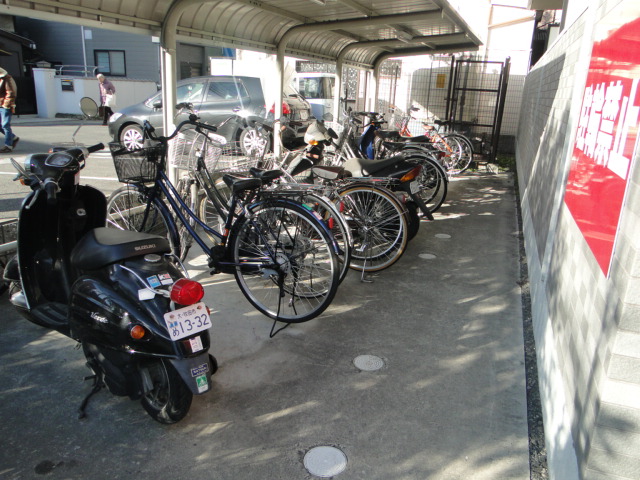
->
<box><xmin>87</xmin><ymin>143</ymin><xmax>104</xmax><ymax>153</ymax></box>
<box><xmin>43</xmin><ymin>178</ymin><xmax>59</xmax><ymax>204</ymax></box>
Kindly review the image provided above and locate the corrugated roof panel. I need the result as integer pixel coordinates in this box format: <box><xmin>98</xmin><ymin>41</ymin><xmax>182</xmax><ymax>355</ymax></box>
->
<box><xmin>0</xmin><ymin>0</ymin><xmax>482</xmax><ymax>68</ymax></box>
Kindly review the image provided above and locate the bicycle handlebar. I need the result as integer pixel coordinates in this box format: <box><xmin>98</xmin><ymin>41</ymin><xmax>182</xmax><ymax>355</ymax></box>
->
<box><xmin>142</xmin><ymin>115</ymin><xmax>222</xmax><ymax>144</ymax></box>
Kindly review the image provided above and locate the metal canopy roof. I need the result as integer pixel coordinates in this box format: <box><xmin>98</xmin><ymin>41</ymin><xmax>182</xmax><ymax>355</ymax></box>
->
<box><xmin>0</xmin><ymin>0</ymin><xmax>482</xmax><ymax>69</ymax></box>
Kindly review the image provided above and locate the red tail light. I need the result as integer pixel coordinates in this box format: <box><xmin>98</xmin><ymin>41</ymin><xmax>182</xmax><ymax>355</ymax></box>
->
<box><xmin>269</xmin><ymin>102</ymin><xmax>291</xmax><ymax>115</ymax></box>
<box><xmin>170</xmin><ymin>278</ymin><xmax>204</xmax><ymax>305</ymax></box>
<box><xmin>400</xmin><ymin>166</ymin><xmax>422</xmax><ymax>183</ymax></box>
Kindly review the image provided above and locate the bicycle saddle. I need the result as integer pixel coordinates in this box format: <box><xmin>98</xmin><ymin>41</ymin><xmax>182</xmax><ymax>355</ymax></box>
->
<box><xmin>222</xmin><ymin>174</ymin><xmax>262</xmax><ymax>194</ymax></box>
<box><xmin>249</xmin><ymin>167</ymin><xmax>283</xmax><ymax>185</ymax></box>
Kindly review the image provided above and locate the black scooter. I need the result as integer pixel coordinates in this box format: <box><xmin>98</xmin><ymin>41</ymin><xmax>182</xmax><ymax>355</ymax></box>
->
<box><xmin>3</xmin><ymin>134</ymin><xmax>216</xmax><ymax>424</ymax></box>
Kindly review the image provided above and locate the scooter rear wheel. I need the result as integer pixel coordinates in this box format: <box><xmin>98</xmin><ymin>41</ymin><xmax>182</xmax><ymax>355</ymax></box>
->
<box><xmin>141</xmin><ymin>359</ymin><xmax>193</xmax><ymax>424</ymax></box>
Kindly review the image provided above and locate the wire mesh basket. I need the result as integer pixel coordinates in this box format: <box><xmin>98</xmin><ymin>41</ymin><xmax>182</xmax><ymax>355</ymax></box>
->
<box><xmin>169</xmin><ymin>128</ymin><xmax>225</xmax><ymax>171</ymax></box>
<box><xmin>207</xmin><ymin>141</ymin><xmax>268</xmax><ymax>173</ymax></box>
<box><xmin>109</xmin><ymin>142</ymin><xmax>164</xmax><ymax>183</ymax></box>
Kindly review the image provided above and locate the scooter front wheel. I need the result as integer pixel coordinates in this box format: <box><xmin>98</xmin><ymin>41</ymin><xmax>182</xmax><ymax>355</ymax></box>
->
<box><xmin>141</xmin><ymin>359</ymin><xmax>193</xmax><ymax>424</ymax></box>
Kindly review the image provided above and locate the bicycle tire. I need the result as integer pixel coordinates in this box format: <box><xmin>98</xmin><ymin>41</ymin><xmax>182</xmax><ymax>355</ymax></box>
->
<box><xmin>230</xmin><ymin>200</ymin><xmax>340</xmax><ymax>323</ymax></box>
<box><xmin>417</xmin><ymin>156</ymin><xmax>448</xmax><ymax>213</ymax></box>
<box><xmin>336</xmin><ymin>184</ymin><xmax>409</xmax><ymax>272</ymax></box>
<box><xmin>175</xmin><ymin>177</ymin><xmax>197</xmax><ymax>261</ymax></box>
<box><xmin>442</xmin><ymin>134</ymin><xmax>474</xmax><ymax>175</ymax></box>
<box><xmin>106</xmin><ymin>185</ymin><xmax>181</xmax><ymax>257</ymax></box>
<box><xmin>197</xmin><ymin>178</ymin><xmax>234</xmax><ymax>243</ymax></box>
<box><xmin>295</xmin><ymin>192</ymin><xmax>352</xmax><ymax>283</ymax></box>
<box><xmin>396</xmin><ymin>147</ymin><xmax>448</xmax><ymax>214</ymax></box>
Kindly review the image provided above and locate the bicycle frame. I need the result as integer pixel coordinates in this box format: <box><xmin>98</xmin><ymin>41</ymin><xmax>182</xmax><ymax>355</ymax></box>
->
<box><xmin>140</xmin><ymin>164</ymin><xmax>340</xmax><ymax>273</ymax></box>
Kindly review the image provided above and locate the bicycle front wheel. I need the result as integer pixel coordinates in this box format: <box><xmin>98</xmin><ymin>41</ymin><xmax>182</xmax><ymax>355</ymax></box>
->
<box><xmin>106</xmin><ymin>185</ymin><xmax>180</xmax><ymax>257</ymax></box>
<box><xmin>230</xmin><ymin>201</ymin><xmax>340</xmax><ymax>323</ymax></box>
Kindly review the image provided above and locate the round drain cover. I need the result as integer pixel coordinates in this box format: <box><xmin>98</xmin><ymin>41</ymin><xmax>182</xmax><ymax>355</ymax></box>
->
<box><xmin>354</xmin><ymin>355</ymin><xmax>384</xmax><ymax>371</ymax></box>
<box><xmin>435</xmin><ymin>233</ymin><xmax>451</xmax><ymax>239</ymax></box>
<box><xmin>419</xmin><ymin>253</ymin><xmax>437</xmax><ymax>260</ymax></box>
<box><xmin>304</xmin><ymin>446</ymin><xmax>347</xmax><ymax>477</ymax></box>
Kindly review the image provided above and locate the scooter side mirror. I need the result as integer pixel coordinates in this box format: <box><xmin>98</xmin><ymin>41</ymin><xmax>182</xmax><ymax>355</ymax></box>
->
<box><xmin>327</xmin><ymin>128</ymin><xmax>338</xmax><ymax>139</ymax></box>
<box><xmin>79</xmin><ymin>97</ymin><xmax>99</xmax><ymax>119</ymax></box>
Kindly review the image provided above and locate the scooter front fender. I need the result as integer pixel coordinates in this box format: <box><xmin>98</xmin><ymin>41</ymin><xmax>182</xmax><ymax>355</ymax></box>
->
<box><xmin>169</xmin><ymin>352</ymin><xmax>215</xmax><ymax>395</ymax></box>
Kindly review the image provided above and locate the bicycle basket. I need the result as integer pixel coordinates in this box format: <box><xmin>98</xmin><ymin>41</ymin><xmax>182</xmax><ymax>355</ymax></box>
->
<box><xmin>208</xmin><ymin>141</ymin><xmax>266</xmax><ymax>173</ymax></box>
<box><xmin>109</xmin><ymin>142</ymin><xmax>164</xmax><ymax>183</ymax></box>
<box><xmin>169</xmin><ymin>128</ymin><xmax>225</xmax><ymax>171</ymax></box>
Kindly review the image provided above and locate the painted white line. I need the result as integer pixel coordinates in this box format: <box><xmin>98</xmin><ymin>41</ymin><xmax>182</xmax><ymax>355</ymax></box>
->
<box><xmin>0</xmin><ymin>171</ymin><xmax>119</xmax><ymax>181</ymax></box>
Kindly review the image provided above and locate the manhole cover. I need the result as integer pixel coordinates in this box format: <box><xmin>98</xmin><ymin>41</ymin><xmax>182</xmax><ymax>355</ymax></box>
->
<box><xmin>435</xmin><ymin>233</ymin><xmax>451</xmax><ymax>239</ymax></box>
<box><xmin>353</xmin><ymin>355</ymin><xmax>385</xmax><ymax>371</ymax></box>
<box><xmin>419</xmin><ymin>253</ymin><xmax>437</xmax><ymax>260</ymax></box>
<box><xmin>304</xmin><ymin>446</ymin><xmax>347</xmax><ymax>477</ymax></box>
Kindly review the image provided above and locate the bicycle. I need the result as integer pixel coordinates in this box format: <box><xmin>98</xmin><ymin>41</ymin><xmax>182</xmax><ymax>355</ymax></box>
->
<box><xmin>165</xmin><ymin>118</ymin><xmax>354</xmax><ymax>284</ymax></box>
<box><xmin>106</xmin><ymin>112</ymin><xmax>341</xmax><ymax>324</ymax></box>
<box><xmin>248</xmin><ymin>124</ymin><xmax>413</xmax><ymax>275</ymax></box>
<box><xmin>392</xmin><ymin>106</ymin><xmax>475</xmax><ymax>175</ymax></box>
<box><xmin>200</xmin><ymin>118</ymin><xmax>413</xmax><ymax>276</ymax></box>
<box><xmin>326</xmin><ymin>109</ymin><xmax>449</xmax><ymax>215</ymax></box>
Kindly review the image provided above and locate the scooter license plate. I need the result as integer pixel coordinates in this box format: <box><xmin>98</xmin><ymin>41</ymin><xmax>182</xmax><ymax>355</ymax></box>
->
<box><xmin>409</xmin><ymin>180</ymin><xmax>420</xmax><ymax>194</ymax></box>
<box><xmin>163</xmin><ymin>302</ymin><xmax>211</xmax><ymax>341</ymax></box>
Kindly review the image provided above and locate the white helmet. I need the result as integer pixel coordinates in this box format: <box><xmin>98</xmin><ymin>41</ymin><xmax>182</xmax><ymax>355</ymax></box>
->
<box><xmin>304</xmin><ymin>120</ymin><xmax>331</xmax><ymax>144</ymax></box>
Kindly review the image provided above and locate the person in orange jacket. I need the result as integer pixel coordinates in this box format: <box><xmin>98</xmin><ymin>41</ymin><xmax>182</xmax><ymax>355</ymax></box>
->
<box><xmin>0</xmin><ymin>67</ymin><xmax>18</xmax><ymax>152</ymax></box>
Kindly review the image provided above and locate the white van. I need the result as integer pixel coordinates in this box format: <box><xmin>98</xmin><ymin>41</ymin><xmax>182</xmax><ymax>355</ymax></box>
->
<box><xmin>295</xmin><ymin>72</ymin><xmax>335</xmax><ymax>119</ymax></box>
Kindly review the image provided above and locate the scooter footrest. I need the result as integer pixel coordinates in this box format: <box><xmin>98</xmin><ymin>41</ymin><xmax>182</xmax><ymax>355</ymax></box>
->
<box><xmin>32</xmin><ymin>302</ymin><xmax>70</xmax><ymax>332</ymax></box>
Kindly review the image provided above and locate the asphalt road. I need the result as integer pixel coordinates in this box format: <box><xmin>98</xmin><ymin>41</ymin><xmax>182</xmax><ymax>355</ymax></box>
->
<box><xmin>0</xmin><ymin>119</ymin><xmax>120</xmax><ymax>220</ymax></box>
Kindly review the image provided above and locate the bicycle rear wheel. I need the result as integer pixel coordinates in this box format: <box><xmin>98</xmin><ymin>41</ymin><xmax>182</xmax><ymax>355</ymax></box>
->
<box><xmin>298</xmin><ymin>192</ymin><xmax>352</xmax><ymax>283</ymax></box>
<box><xmin>106</xmin><ymin>185</ymin><xmax>180</xmax><ymax>257</ymax></box>
<box><xmin>337</xmin><ymin>184</ymin><xmax>409</xmax><ymax>272</ymax></box>
<box><xmin>442</xmin><ymin>134</ymin><xmax>474</xmax><ymax>175</ymax></box>
<box><xmin>397</xmin><ymin>147</ymin><xmax>448</xmax><ymax>214</ymax></box>
<box><xmin>230</xmin><ymin>201</ymin><xmax>340</xmax><ymax>323</ymax></box>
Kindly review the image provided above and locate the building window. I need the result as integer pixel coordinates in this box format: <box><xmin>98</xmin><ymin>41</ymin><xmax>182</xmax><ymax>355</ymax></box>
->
<box><xmin>94</xmin><ymin>50</ymin><xmax>126</xmax><ymax>76</ymax></box>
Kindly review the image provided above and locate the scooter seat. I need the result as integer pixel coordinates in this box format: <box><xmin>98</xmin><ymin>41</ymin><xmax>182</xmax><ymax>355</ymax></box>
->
<box><xmin>311</xmin><ymin>165</ymin><xmax>349</xmax><ymax>180</ymax></box>
<box><xmin>375</xmin><ymin>130</ymin><xmax>401</xmax><ymax>140</ymax></box>
<box><xmin>357</xmin><ymin>154</ymin><xmax>407</xmax><ymax>176</ymax></box>
<box><xmin>71</xmin><ymin>227</ymin><xmax>171</xmax><ymax>270</ymax></box>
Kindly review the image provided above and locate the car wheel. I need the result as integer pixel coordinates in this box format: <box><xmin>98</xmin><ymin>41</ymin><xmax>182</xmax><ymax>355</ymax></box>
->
<box><xmin>239</xmin><ymin>127</ymin><xmax>271</xmax><ymax>156</ymax></box>
<box><xmin>120</xmin><ymin>124</ymin><xmax>144</xmax><ymax>150</ymax></box>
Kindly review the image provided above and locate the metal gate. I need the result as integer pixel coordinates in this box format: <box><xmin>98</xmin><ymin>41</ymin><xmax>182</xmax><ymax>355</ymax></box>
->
<box><xmin>446</xmin><ymin>56</ymin><xmax>511</xmax><ymax>162</ymax></box>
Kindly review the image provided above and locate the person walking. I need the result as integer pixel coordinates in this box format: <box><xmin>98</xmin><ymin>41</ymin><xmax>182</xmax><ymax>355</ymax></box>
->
<box><xmin>97</xmin><ymin>73</ymin><xmax>116</xmax><ymax>126</ymax></box>
<box><xmin>0</xmin><ymin>67</ymin><xmax>19</xmax><ymax>153</ymax></box>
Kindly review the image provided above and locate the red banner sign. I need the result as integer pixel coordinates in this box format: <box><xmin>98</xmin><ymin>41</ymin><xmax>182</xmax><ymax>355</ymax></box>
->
<box><xmin>564</xmin><ymin>7</ymin><xmax>640</xmax><ymax>276</ymax></box>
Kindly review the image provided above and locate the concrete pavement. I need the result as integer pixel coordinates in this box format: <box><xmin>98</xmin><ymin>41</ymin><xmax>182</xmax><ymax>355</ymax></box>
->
<box><xmin>0</xmin><ymin>166</ymin><xmax>530</xmax><ymax>479</ymax></box>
